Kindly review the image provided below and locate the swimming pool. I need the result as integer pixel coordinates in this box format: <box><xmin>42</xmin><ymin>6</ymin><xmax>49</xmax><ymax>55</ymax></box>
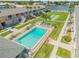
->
<box><xmin>16</xmin><ymin>27</ymin><xmax>47</xmax><ymax>49</ymax></box>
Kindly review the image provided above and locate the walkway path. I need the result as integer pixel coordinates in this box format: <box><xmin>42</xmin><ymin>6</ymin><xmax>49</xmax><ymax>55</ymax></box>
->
<box><xmin>48</xmin><ymin>39</ymin><xmax>73</xmax><ymax>51</ymax></box>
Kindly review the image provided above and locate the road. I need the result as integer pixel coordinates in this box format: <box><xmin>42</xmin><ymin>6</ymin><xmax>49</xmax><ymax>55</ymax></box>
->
<box><xmin>74</xmin><ymin>6</ymin><xmax>79</xmax><ymax>57</ymax></box>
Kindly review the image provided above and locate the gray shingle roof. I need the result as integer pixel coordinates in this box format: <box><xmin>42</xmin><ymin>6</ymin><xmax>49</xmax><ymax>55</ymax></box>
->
<box><xmin>0</xmin><ymin>8</ymin><xmax>27</xmax><ymax>17</ymax></box>
<box><xmin>0</xmin><ymin>36</ymin><xmax>25</xmax><ymax>58</ymax></box>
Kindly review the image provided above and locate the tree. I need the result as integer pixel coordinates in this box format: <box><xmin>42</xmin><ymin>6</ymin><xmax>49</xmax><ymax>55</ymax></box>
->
<box><xmin>41</xmin><ymin>13</ymin><xmax>50</xmax><ymax>20</ymax></box>
<box><xmin>5</xmin><ymin>4</ymin><xmax>9</xmax><ymax>7</ymax></box>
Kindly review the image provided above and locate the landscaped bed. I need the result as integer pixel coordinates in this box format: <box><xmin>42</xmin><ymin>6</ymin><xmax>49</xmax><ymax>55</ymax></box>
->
<box><xmin>61</xmin><ymin>35</ymin><xmax>72</xmax><ymax>44</ymax></box>
<box><xmin>34</xmin><ymin>43</ymin><xmax>54</xmax><ymax>58</ymax></box>
<box><xmin>57</xmin><ymin>47</ymin><xmax>71</xmax><ymax>58</ymax></box>
<box><xmin>0</xmin><ymin>29</ymin><xmax>8</xmax><ymax>33</ymax></box>
<box><xmin>0</xmin><ymin>31</ymin><xmax>12</xmax><ymax>37</ymax></box>
<box><xmin>15</xmin><ymin>17</ymin><xmax>43</xmax><ymax>29</ymax></box>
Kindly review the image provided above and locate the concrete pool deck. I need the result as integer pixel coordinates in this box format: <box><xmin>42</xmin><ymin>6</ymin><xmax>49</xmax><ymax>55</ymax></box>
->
<box><xmin>9</xmin><ymin>24</ymin><xmax>54</xmax><ymax>56</ymax></box>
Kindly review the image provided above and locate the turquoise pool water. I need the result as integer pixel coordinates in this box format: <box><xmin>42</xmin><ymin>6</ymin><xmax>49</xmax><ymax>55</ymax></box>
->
<box><xmin>16</xmin><ymin>27</ymin><xmax>47</xmax><ymax>49</ymax></box>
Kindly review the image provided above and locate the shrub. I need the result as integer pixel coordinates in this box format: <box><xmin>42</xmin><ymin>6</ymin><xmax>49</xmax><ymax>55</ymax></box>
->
<box><xmin>62</xmin><ymin>36</ymin><xmax>72</xmax><ymax>42</ymax></box>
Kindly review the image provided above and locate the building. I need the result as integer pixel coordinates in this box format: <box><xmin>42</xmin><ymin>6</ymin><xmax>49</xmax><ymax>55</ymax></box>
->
<box><xmin>0</xmin><ymin>7</ymin><xmax>27</xmax><ymax>29</ymax></box>
<box><xmin>0</xmin><ymin>36</ymin><xmax>31</xmax><ymax>58</ymax></box>
<box><xmin>0</xmin><ymin>5</ymin><xmax>47</xmax><ymax>30</ymax></box>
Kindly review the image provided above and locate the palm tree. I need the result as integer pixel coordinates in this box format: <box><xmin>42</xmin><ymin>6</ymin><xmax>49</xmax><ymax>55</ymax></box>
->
<box><xmin>5</xmin><ymin>3</ymin><xmax>10</xmax><ymax>8</ymax></box>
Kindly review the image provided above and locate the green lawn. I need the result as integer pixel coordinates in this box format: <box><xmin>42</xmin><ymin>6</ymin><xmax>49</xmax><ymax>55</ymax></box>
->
<box><xmin>0</xmin><ymin>31</ymin><xmax>12</xmax><ymax>37</ymax></box>
<box><xmin>42</xmin><ymin>12</ymin><xmax>69</xmax><ymax>40</ymax></box>
<box><xmin>34</xmin><ymin>43</ymin><xmax>54</xmax><ymax>58</ymax></box>
<box><xmin>57</xmin><ymin>47</ymin><xmax>71</xmax><ymax>58</ymax></box>
<box><xmin>39</xmin><ymin>12</ymin><xmax>69</xmax><ymax>41</ymax></box>
<box><xmin>50</xmin><ymin>22</ymin><xmax>65</xmax><ymax>40</ymax></box>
